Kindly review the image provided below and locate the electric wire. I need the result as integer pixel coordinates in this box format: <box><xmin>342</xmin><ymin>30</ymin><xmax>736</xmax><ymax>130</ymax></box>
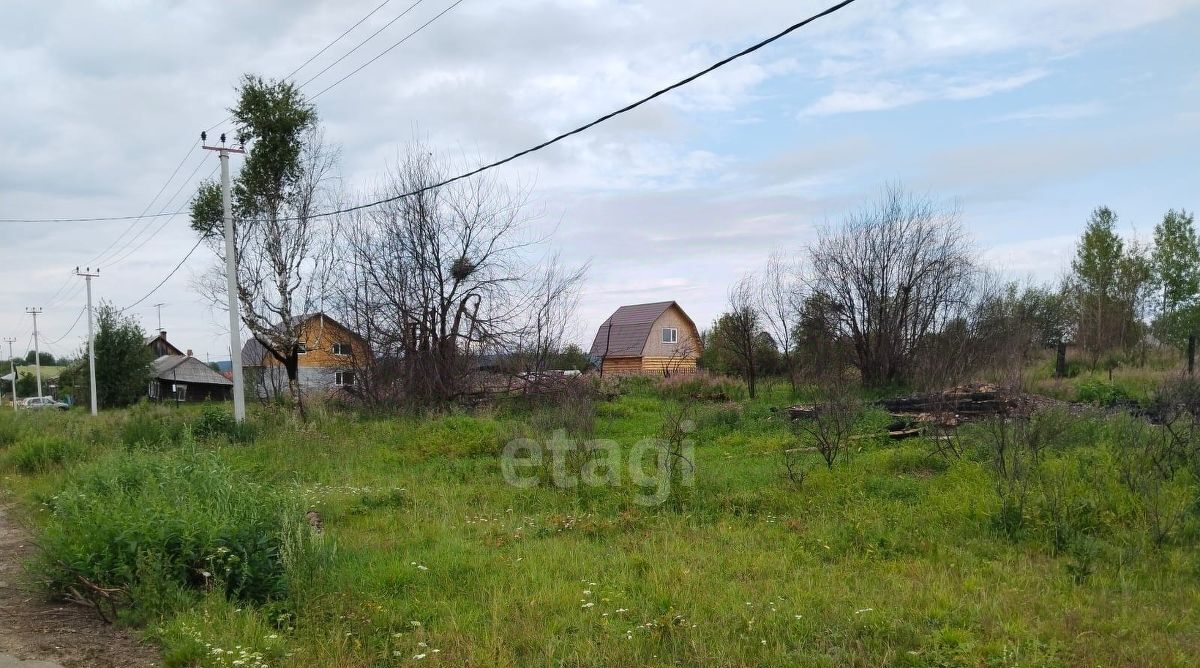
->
<box><xmin>299</xmin><ymin>0</ymin><xmax>425</xmax><ymax>90</ymax></box>
<box><xmin>121</xmin><ymin>236</ymin><xmax>207</xmax><ymax>312</ymax></box>
<box><xmin>45</xmin><ymin>307</ymin><xmax>87</xmax><ymax>346</ymax></box>
<box><xmin>308</xmin><ymin>0</ymin><xmax>461</xmax><ymax>100</ymax></box>
<box><xmin>102</xmin><ymin>162</ymin><xmax>218</xmax><ymax>269</ymax></box>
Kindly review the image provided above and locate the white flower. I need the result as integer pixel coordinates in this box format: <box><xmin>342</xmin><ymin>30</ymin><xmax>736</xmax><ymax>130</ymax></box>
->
<box><xmin>854</xmin><ymin>608</ymin><xmax>873</xmax><ymax>615</ymax></box>
<box><xmin>413</xmin><ymin>653</ymin><xmax>427</xmax><ymax>660</ymax></box>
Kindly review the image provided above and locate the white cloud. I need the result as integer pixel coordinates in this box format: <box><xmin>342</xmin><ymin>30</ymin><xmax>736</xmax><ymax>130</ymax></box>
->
<box><xmin>801</xmin><ymin>69</ymin><xmax>1047</xmax><ymax>116</ymax></box>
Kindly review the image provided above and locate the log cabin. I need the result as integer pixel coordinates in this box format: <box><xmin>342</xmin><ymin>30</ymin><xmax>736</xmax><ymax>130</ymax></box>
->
<box><xmin>589</xmin><ymin>301</ymin><xmax>701</xmax><ymax>375</ymax></box>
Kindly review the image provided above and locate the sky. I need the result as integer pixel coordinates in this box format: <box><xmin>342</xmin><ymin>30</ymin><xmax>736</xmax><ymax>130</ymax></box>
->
<box><xmin>1</xmin><ymin>0</ymin><xmax>1198</xmax><ymax>362</ymax></box>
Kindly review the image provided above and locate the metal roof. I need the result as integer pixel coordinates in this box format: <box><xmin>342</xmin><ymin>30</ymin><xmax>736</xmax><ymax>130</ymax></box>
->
<box><xmin>589</xmin><ymin>301</ymin><xmax>683</xmax><ymax>358</ymax></box>
<box><xmin>151</xmin><ymin>355</ymin><xmax>233</xmax><ymax>386</ymax></box>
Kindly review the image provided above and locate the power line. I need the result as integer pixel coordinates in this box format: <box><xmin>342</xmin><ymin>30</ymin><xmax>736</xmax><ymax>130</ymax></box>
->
<box><xmin>301</xmin><ymin>0</ymin><xmax>859</xmax><ymax>219</ymax></box>
<box><xmin>3</xmin><ymin>0</ymin><xmax>857</xmax><ymax>227</ymax></box>
<box><xmin>102</xmin><ymin>162</ymin><xmax>218</xmax><ymax>269</ymax></box>
<box><xmin>83</xmin><ymin>143</ymin><xmax>199</xmax><ymax>265</ymax></box>
<box><xmin>285</xmin><ymin>0</ymin><xmax>394</xmax><ymax>81</ymax></box>
<box><xmin>121</xmin><ymin>236</ymin><xmax>207</xmax><ymax>312</ymax></box>
<box><xmin>299</xmin><ymin>0</ymin><xmax>427</xmax><ymax>90</ymax></box>
<box><xmin>45</xmin><ymin>306</ymin><xmax>87</xmax><ymax>346</ymax></box>
<box><xmin>309</xmin><ymin>0</ymin><xmax>461</xmax><ymax>100</ymax></box>
<box><xmin>206</xmin><ymin>0</ymin><xmax>400</xmax><ymax>136</ymax></box>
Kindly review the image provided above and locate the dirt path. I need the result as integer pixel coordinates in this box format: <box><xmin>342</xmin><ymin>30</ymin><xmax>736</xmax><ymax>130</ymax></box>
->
<box><xmin>0</xmin><ymin>495</ymin><xmax>158</xmax><ymax>668</ymax></box>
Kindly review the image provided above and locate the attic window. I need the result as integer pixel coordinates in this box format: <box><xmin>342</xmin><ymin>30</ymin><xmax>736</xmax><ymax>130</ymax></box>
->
<box><xmin>661</xmin><ymin>327</ymin><xmax>678</xmax><ymax>344</ymax></box>
<box><xmin>296</xmin><ymin>343</ymin><xmax>308</xmax><ymax>354</ymax></box>
<box><xmin>332</xmin><ymin>342</ymin><xmax>352</xmax><ymax>356</ymax></box>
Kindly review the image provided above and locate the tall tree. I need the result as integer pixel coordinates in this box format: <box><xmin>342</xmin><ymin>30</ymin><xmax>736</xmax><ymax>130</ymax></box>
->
<box><xmin>1070</xmin><ymin>206</ymin><xmax>1125</xmax><ymax>367</ymax></box>
<box><xmin>808</xmin><ymin>185</ymin><xmax>975</xmax><ymax>387</ymax></box>
<box><xmin>757</xmin><ymin>252</ymin><xmax>803</xmax><ymax>394</ymax></box>
<box><xmin>63</xmin><ymin>304</ymin><xmax>152</xmax><ymax>408</ymax></box>
<box><xmin>190</xmin><ymin>75</ymin><xmax>336</xmax><ymax>416</ymax></box>
<box><xmin>1151</xmin><ymin>208</ymin><xmax>1199</xmax><ymax>346</ymax></box>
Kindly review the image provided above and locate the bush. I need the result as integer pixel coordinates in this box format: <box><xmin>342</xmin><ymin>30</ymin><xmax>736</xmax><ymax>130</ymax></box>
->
<box><xmin>191</xmin><ymin>403</ymin><xmax>258</xmax><ymax>443</ymax></box>
<box><xmin>1076</xmin><ymin>380</ymin><xmax>1132</xmax><ymax>407</ymax></box>
<box><xmin>35</xmin><ymin>450</ymin><xmax>318</xmax><ymax>614</ymax></box>
<box><xmin>121</xmin><ymin>407</ymin><xmax>188</xmax><ymax>450</ymax></box>
<box><xmin>6</xmin><ymin>436</ymin><xmax>85</xmax><ymax>474</ymax></box>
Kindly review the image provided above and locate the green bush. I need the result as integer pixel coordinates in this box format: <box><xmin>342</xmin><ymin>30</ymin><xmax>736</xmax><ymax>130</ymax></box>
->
<box><xmin>6</xmin><ymin>436</ymin><xmax>85</xmax><ymax>474</ymax></box>
<box><xmin>121</xmin><ymin>407</ymin><xmax>188</xmax><ymax>450</ymax></box>
<box><xmin>1076</xmin><ymin>380</ymin><xmax>1132</xmax><ymax>406</ymax></box>
<box><xmin>657</xmin><ymin>372</ymin><xmax>748</xmax><ymax>402</ymax></box>
<box><xmin>35</xmin><ymin>450</ymin><xmax>320</xmax><ymax>613</ymax></box>
<box><xmin>191</xmin><ymin>403</ymin><xmax>258</xmax><ymax>443</ymax></box>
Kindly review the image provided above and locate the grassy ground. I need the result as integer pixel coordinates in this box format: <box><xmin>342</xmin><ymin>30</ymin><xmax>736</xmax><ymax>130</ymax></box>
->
<box><xmin>0</xmin><ymin>379</ymin><xmax>1198</xmax><ymax>667</ymax></box>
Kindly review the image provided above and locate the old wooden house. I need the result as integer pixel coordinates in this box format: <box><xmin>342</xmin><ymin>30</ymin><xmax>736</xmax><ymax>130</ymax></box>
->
<box><xmin>589</xmin><ymin>301</ymin><xmax>701</xmax><ymax>375</ymax></box>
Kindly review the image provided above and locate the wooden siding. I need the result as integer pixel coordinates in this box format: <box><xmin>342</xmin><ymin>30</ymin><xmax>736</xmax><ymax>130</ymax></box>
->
<box><xmin>601</xmin><ymin>356</ymin><xmax>643</xmax><ymax>376</ymax></box>
<box><xmin>641</xmin><ymin>304</ymin><xmax>701</xmax><ymax>359</ymax></box>
<box><xmin>601</xmin><ymin>356</ymin><xmax>698</xmax><ymax>376</ymax></box>
<box><xmin>641</xmin><ymin>356</ymin><xmax>698</xmax><ymax>374</ymax></box>
<box><xmin>261</xmin><ymin>317</ymin><xmax>368</xmax><ymax>369</ymax></box>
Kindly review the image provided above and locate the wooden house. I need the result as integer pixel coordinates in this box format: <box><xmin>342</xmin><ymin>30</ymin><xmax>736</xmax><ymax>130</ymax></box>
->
<box><xmin>145</xmin><ymin>330</ymin><xmax>183</xmax><ymax>358</ymax></box>
<box><xmin>589</xmin><ymin>301</ymin><xmax>701</xmax><ymax>375</ymax></box>
<box><xmin>150</xmin><ymin>355</ymin><xmax>232</xmax><ymax>402</ymax></box>
<box><xmin>240</xmin><ymin>313</ymin><xmax>369</xmax><ymax>397</ymax></box>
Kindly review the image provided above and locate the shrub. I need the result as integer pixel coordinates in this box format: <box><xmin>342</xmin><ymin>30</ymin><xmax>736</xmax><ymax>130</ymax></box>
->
<box><xmin>1076</xmin><ymin>380</ymin><xmax>1132</xmax><ymax>407</ymax></box>
<box><xmin>6</xmin><ymin>436</ymin><xmax>85</xmax><ymax>474</ymax></box>
<box><xmin>35</xmin><ymin>450</ymin><xmax>318</xmax><ymax>614</ymax></box>
<box><xmin>191</xmin><ymin>403</ymin><xmax>258</xmax><ymax>443</ymax></box>
<box><xmin>121</xmin><ymin>407</ymin><xmax>188</xmax><ymax>450</ymax></box>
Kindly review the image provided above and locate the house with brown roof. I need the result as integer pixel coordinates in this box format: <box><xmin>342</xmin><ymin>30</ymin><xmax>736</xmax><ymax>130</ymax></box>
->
<box><xmin>589</xmin><ymin>301</ymin><xmax>701</xmax><ymax>376</ymax></box>
<box><xmin>240</xmin><ymin>313</ymin><xmax>369</xmax><ymax>397</ymax></box>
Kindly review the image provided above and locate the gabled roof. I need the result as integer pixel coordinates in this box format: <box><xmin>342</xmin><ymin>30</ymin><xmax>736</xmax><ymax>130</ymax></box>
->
<box><xmin>145</xmin><ymin>331</ymin><xmax>183</xmax><ymax>356</ymax></box>
<box><xmin>589</xmin><ymin>301</ymin><xmax>692</xmax><ymax>358</ymax></box>
<box><xmin>239</xmin><ymin>312</ymin><xmax>362</xmax><ymax>366</ymax></box>
<box><xmin>152</xmin><ymin>355</ymin><xmax>233</xmax><ymax>386</ymax></box>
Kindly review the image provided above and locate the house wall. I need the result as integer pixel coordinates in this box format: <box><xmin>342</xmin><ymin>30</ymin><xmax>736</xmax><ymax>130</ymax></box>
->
<box><xmin>601</xmin><ymin>357</ymin><xmax>643</xmax><ymax>376</ymax></box>
<box><xmin>260</xmin><ymin>317</ymin><xmax>368</xmax><ymax>369</ymax></box>
<box><xmin>641</xmin><ymin>305</ymin><xmax>701</xmax><ymax>359</ymax></box>
<box><xmin>641</xmin><ymin>356</ymin><xmax>698</xmax><ymax>374</ymax></box>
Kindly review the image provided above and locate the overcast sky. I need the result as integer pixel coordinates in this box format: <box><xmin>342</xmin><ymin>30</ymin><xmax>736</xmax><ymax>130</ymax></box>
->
<box><xmin>2</xmin><ymin>0</ymin><xmax>1198</xmax><ymax>362</ymax></box>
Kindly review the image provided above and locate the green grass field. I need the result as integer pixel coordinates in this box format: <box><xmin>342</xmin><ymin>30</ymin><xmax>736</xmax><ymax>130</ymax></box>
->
<box><xmin>0</xmin><ymin>378</ymin><xmax>1198</xmax><ymax>667</ymax></box>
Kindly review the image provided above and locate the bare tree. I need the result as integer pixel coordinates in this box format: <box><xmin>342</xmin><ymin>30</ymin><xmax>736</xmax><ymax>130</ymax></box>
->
<box><xmin>757</xmin><ymin>252</ymin><xmax>804</xmax><ymax>394</ymax></box>
<box><xmin>334</xmin><ymin>146</ymin><xmax>586</xmax><ymax>407</ymax></box>
<box><xmin>714</xmin><ymin>275</ymin><xmax>761</xmax><ymax>398</ymax></box>
<box><xmin>808</xmin><ymin>184</ymin><xmax>975</xmax><ymax>387</ymax></box>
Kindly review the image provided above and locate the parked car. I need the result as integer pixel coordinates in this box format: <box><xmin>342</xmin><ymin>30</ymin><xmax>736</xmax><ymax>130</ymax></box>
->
<box><xmin>21</xmin><ymin>396</ymin><xmax>69</xmax><ymax>411</ymax></box>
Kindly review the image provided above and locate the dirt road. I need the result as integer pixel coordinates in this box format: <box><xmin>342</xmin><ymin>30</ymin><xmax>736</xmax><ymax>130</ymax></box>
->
<box><xmin>0</xmin><ymin>495</ymin><xmax>158</xmax><ymax>667</ymax></box>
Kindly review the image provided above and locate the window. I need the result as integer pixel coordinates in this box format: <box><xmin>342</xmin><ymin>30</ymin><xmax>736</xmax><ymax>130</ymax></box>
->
<box><xmin>296</xmin><ymin>343</ymin><xmax>309</xmax><ymax>354</ymax></box>
<box><xmin>661</xmin><ymin>327</ymin><xmax>678</xmax><ymax>344</ymax></box>
<box><xmin>332</xmin><ymin>342</ymin><xmax>352</xmax><ymax>356</ymax></box>
<box><xmin>335</xmin><ymin>371</ymin><xmax>355</xmax><ymax>387</ymax></box>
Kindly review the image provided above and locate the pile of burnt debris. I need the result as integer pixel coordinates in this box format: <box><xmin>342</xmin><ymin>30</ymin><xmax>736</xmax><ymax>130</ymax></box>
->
<box><xmin>786</xmin><ymin>384</ymin><xmax>1037</xmax><ymax>440</ymax></box>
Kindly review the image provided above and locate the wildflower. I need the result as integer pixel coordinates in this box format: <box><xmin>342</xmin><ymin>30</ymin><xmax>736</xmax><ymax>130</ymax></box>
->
<box><xmin>854</xmin><ymin>608</ymin><xmax>873</xmax><ymax>615</ymax></box>
<box><xmin>582</xmin><ymin>602</ymin><xmax>595</xmax><ymax>609</ymax></box>
<box><xmin>414</xmin><ymin>653</ymin><xmax>427</xmax><ymax>660</ymax></box>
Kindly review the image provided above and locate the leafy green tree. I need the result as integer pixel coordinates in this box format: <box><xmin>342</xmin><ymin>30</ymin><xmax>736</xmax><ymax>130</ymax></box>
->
<box><xmin>73</xmin><ymin>303</ymin><xmax>153</xmax><ymax>408</ymax></box>
<box><xmin>23</xmin><ymin>350</ymin><xmax>56</xmax><ymax>366</ymax></box>
<box><xmin>1151</xmin><ymin>209</ymin><xmax>1199</xmax><ymax>346</ymax></box>
<box><xmin>190</xmin><ymin>74</ymin><xmax>331</xmax><ymax>417</ymax></box>
<box><xmin>1071</xmin><ymin>207</ymin><xmax>1126</xmax><ymax>367</ymax></box>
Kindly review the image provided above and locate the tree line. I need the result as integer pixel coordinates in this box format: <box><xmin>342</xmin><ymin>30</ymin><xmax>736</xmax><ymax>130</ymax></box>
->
<box><xmin>703</xmin><ymin>185</ymin><xmax>1194</xmax><ymax>397</ymax></box>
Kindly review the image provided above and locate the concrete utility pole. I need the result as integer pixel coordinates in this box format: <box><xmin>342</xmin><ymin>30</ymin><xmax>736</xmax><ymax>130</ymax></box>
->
<box><xmin>202</xmin><ymin>132</ymin><xmax>247</xmax><ymax>422</ymax></box>
<box><xmin>3</xmin><ymin>337</ymin><xmax>15</xmax><ymax>411</ymax></box>
<box><xmin>25</xmin><ymin>307</ymin><xmax>43</xmax><ymax>398</ymax></box>
<box><xmin>76</xmin><ymin>267</ymin><xmax>100</xmax><ymax>416</ymax></box>
<box><xmin>152</xmin><ymin>302</ymin><xmax>166</xmax><ymax>332</ymax></box>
